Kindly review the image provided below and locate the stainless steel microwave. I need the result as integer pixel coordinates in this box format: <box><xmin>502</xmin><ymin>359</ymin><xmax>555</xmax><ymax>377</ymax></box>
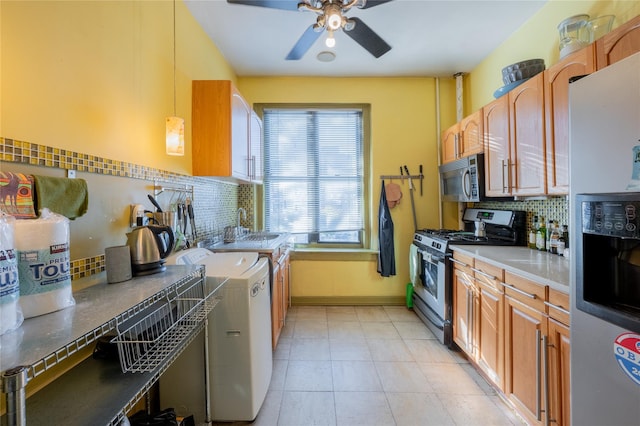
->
<box><xmin>439</xmin><ymin>154</ymin><xmax>485</xmax><ymax>202</ymax></box>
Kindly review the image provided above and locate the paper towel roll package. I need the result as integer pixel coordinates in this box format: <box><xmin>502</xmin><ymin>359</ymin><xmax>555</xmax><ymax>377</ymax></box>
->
<box><xmin>0</xmin><ymin>213</ymin><xmax>23</xmax><ymax>334</ymax></box>
<box><xmin>15</xmin><ymin>209</ymin><xmax>75</xmax><ymax>318</ymax></box>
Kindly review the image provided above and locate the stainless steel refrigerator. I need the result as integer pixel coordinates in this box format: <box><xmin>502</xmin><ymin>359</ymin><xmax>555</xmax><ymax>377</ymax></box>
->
<box><xmin>570</xmin><ymin>51</ymin><xmax>640</xmax><ymax>425</ymax></box>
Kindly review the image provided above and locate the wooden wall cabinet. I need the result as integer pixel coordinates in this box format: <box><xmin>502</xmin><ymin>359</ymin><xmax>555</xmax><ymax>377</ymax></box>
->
<box><xmin>544</xmin><ymin>45</ymin><xmax>596</xmax><ymax>195</ymax></box>
<box><xmin>441</xmin><ymin>110</ymin><xmax>484</xmax><ymax>164</ymax></box>
<box><xmin>483</xmin><ymin>95</ymin><xmax>510</xmax><ymax>196</ymax></box>
<box><xmin>596</xmin><ymin>14</ymin><xmax>640</xmax><ymax>70</ymax></box>
<box><xmin>483</xmin><ymin>73</ymin><xmax>546</xmax><ymax>197</ymax></box>
<box><xmin>508</xmin><ymin>73</ymin><xmax>547</xmax><ymax>196</ymax></box>
<box><xmin>192</xmin><ymin>80</ymin><xmax>263</xmax><ymax>183</ymax></box>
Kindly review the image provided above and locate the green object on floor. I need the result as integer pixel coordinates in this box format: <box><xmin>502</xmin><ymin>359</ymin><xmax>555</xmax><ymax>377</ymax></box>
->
<box><xmin>406</xmin><ymin>282</ymin><xmax>414</xmax><ymax>308</ymax></box>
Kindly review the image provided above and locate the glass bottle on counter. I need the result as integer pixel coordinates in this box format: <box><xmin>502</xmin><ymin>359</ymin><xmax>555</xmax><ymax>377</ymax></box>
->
<box><xmin>562</xmin><ymin>224</ymin><xmax>569</xmax><ymax>249</ymax></box>
<box><xmin>557</xmin><ymin>226</ymin><xmax>566</xmax><ymax>256</ymax></box>
<box><xmin>549</xmin><ymin>221</ymin><xmax>560</xmax><ymax>254</ymax></box>
<box><xmin>536</xmin><ymin>217</ymin><xmax>546</xmax><ymax>251</ymax></box>
<box><xmin>546</xmin><ymin>219</ymin><xmax>554</xmax><ymax>251</ymax></box>
<box><xmin>528</xmin><ymin>215</ymin><xmax>538</xmax><ymax>249</ymax></box>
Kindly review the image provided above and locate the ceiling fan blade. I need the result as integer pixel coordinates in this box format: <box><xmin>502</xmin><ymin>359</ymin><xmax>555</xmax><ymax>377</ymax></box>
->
<box><xmin>286</xmin><ymin>25</ymin><xmax>323</xmax><ymax>60</ymax></box>
<box><xmin>344</xmin><ymin>17</ymin><xmax>391</xmax><ymax>58</ymax></box>
<box><xmin>360</xmin><ymin>0</ymin><xmax>394</xmax><ymax>9</ymax></box>
<box><xmin>226</xmin><ymin>0</ymin><xmax>300</xmax><ymax>11</ymax></box>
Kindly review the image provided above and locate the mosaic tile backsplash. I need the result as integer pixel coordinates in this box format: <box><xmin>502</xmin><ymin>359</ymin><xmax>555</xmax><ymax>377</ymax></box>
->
<box><xmin>474</xmin><ymin>196</ymin><xmax>569</xmax><ymax>230</ymax></box>
<box><xmin>1</xmin><ymin>137</ymin><xmax>240</xmax><ymax>280</ymax></box>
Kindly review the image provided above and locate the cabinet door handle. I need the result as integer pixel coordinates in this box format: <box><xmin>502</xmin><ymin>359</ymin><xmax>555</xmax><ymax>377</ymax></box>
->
<box><xmin>543</xmin><ymin>300</ymin><xmax>570</xmax><ymax>316</ymax></box>
<box><xmin>471</xmin><ymin>267</ymin><xmax>498</xmax><ymax>281</ymax></box>
<box><xmin>501</xmin><ymin>282</ymin><xmax>536</xmax><ymax>299</ymax></box>
<box><xmin>454</xmin><ymin>133</ymin><xmax>459</xmax><ymax>158</ymax></box>
<box><xmin>543</xmin><ymin>334</ymin><xmax>551</xmax><ymax>426</ymax></box>
<box><xmin>251</xmin><ymin>155</ymin><xmax>256</xmax><ymax>179</ymax></box>
<box><xmin>506</xmin><ymin>158</ymin><xmax>513</xmax><ymax>192</ymax></box>
<box><xmin>466</xmin><ymin>288</ymin><xmax>473</xmax><ymax>351</ymax></box>
<box><xmin>450</xmin><ymin>257</ymin><xmax>470</xmax><ymax>268</ymax></box>
<box><xmin>501</xmin><ymin>159</ymin><xmax>507</xmax><ymax>193</ymax></box>
<box><xmin>536</xmin><ymin>329</ymin><xmax>542</xmax><ymax>422</ymax></box>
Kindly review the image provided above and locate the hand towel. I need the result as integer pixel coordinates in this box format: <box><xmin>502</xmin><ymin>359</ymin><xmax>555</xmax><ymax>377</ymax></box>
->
<box><xmin>0</xmin><ymin>172</ymin><xmax>36</xmax><ymax>218</ymax></box>
<box><xmin>33</xmin><ymin>175</ymin><xmax>89</xmax><ymax>219</ymax></box>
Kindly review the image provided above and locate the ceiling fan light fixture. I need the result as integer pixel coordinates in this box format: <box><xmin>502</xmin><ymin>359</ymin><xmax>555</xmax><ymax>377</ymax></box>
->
<box><xmin>344</xmin><ymin>18</ymin><xmax>356</xmax><ymax>31</ymax></box>
<box><xmin>325</xmin><ymin>30</ymin><xmax>336</xmax><ymax>47</ymax></box>
<box><xmin>325</xmin><ymin>5</ymin><xmax>342</xmax><ymax>30</ymax></box>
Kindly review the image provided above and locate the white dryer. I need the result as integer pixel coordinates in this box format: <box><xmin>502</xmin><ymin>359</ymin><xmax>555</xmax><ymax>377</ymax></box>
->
<box><xmin>160</xmin><ymin>248</ymin><xmax>272</xmax><ymax>423</ymax></box>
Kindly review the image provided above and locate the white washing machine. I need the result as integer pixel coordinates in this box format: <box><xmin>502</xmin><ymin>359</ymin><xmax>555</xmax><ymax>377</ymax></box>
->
<box><xmin>160</xmin><ymin>248</ymin><xmax>272</xmax><ymax>423</ymax></box>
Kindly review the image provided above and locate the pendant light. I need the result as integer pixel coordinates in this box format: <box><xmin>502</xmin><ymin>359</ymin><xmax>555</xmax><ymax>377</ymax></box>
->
<box><xmin>166</xmin><ymin>0</ymin><xmax>184</xmax><ymax>156</ymax></box>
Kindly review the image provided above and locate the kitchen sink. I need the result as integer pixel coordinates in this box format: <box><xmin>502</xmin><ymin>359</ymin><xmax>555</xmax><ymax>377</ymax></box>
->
<box><xmin>242</xmin><ymin>232</ymin><xmax>281</xmax><ymax>241</ymax></box>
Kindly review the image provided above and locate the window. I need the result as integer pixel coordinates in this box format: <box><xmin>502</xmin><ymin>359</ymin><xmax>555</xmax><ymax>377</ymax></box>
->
<box><xmin>258</xmin><ymin>104</ymin><xmax>370</xmax><ymax>248</ymax></box>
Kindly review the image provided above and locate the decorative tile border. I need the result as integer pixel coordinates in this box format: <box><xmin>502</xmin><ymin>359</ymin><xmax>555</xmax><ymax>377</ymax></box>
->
<box><xmin>2</xmin><ymin>136</ymin><xmax>241</xmax><ymax>280</ymax></box>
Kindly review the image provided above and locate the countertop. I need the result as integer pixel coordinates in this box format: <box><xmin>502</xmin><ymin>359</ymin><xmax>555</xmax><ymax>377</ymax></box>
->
<box><xmin>450</xmin><ymin>245</ymin><xmax>570</xmax><ymax>293</ymax></box>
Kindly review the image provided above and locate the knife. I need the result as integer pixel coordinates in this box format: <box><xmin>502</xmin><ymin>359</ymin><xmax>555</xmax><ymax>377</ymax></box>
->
<box><xmin>148</xmin><ymin>194</ymin><xmax>162</xmax><ymax>212</ymax></box>
<box><xmin>186</xmin><ymin>198</ymin><xmax>197</xmax><ymax>240</ymax></box>
<box><xmin>419</xmin><ymin>164</ymin><xmax>423</xmax><ymax>196</ymax></box>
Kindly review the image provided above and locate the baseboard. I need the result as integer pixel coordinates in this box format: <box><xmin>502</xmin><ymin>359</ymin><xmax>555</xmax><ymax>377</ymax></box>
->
<box><xmin>291</xmin><ymin>296</ymin><xmax>405</xmax><ymax>306</ymax></box>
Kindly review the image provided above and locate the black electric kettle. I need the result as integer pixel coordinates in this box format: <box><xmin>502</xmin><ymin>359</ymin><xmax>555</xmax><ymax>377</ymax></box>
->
<box><xmin>126</xmin><ymin>225</ymin><xmax>175</xmax><ymax>276</ymax></box>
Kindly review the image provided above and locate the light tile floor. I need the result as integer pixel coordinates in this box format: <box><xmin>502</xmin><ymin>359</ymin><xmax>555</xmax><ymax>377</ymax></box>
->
<box><xmin>216</xmin><ymin>305</ymin><xmax>525</xmax><ymax>426</ymax></box>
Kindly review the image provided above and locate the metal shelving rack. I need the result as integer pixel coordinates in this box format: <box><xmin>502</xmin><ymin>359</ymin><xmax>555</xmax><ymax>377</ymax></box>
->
<box><xmin>0</xmin><ymin>265</ymin><xmax>225</xmax><ymax>426</ymax></box>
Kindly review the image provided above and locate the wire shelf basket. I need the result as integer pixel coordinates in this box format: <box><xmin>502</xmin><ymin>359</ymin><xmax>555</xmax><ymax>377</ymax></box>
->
<box><xmin>111</xmin><ymin>275</ymin><xmax>218</xmax><ymax>373</ymax></box>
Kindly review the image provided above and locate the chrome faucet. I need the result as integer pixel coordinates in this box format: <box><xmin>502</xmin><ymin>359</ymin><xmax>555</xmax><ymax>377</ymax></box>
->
<box><xmin>237</xmin><ymin>207</ymin><xmax>246</xmax><ymax>230</ymax></box>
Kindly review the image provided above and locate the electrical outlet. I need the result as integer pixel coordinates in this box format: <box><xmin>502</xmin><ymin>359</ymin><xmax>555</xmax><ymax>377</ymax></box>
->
<box><xmin>130</xmin><ymin>204</ymin><xmax>146</xmax><ymax>227</ymax></box>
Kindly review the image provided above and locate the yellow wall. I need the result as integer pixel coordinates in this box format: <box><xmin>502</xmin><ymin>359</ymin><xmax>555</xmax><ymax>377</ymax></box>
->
<box><xmin>240</xmin><ymin>77</ymin><xmax>454</xmax><ymax>301</ymax></box>
<box><xmin>467</xmin><ymin>0</ymin><xmax>640</xmax><ymax>112</ymax></box>
<box><xmin>1</xmin><ymin>0</ymin><xmax>236</xmax><ymax>175</ymax></box>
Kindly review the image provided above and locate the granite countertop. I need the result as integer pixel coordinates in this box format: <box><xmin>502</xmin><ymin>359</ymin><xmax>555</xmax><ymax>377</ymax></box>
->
<box><xmin>450</xmin><ymin>245</ymin><xmax>570</xmax><ymax>293</ymax></box>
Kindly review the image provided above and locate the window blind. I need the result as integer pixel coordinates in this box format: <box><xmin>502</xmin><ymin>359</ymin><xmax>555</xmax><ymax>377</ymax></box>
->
<box><xmin>263</xmin><ymin>108</ymin><xmax>364</xmax><ymax>245</ymax></box>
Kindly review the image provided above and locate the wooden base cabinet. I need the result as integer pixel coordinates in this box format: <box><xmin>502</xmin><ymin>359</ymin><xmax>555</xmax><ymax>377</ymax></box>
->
<box><xmin>505</xmin><ymin>293</ymin><xmax>548</xmax><ymax>425</ymax></box>
<box><xmin>270</xmin><ymin>247</ymin><xmax>291</xmax><ymax>348</ymax></box>
<box><xmin>451</xmin><ymin>250</ymin><xmax>571</xmax><ymax>426</ymax></box>
<box><xmin>474</xmin><ymin>260</ymin><xmax>505</xmax><ymax>390</ymax></box>
<box><xmin>452</xmin><ymin>252</ymin><xmax>476</xmax><ymax>355</ymax></box>
<box><xmin>545</xmin><ymin>288</ymin><xmax>571</xmax><ymax>426</ymax></box>
<box><xmin>452</xmin><ymin>256</ymin><xmax>506</xmax><ymax>390</ymax></box>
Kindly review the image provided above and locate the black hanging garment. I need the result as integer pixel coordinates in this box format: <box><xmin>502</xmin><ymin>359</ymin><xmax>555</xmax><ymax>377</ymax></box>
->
<box><xmin>377</xmin><ymin>181</ymin><xmax>396</xmax><ymax>277</ymax></box>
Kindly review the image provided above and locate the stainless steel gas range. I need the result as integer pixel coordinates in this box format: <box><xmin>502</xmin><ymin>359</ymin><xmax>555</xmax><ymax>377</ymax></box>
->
<box><xmin>410</xmin><ymin>208</ymin><xmax>527</xmax><ymax>347</ymax></box>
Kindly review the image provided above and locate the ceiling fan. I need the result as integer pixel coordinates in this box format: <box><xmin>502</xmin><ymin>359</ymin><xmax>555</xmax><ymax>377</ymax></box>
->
<box><xmin>227</xmin><ymin>0</ymin><xmax>393</xmax><ymax>60</ymax></box>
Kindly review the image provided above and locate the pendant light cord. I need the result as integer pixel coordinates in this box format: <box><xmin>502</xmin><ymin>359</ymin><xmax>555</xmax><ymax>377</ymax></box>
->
<box><xmin>173</xmin><ymin>0</ymin><xmax>177</xmax><ymax>116</ymax></box>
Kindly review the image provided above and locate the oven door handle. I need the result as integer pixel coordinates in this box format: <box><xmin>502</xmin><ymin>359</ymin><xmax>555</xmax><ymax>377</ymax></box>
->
<box><xmin>418</xmin><ymin>249</ymin><xmax>446</xmax><ymax>265</ymax></box>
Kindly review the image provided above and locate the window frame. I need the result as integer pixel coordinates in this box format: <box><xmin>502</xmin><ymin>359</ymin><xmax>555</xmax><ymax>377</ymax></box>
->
<box><xmin>254</xmin><ymin>103</ymin><xmax>372</xmax><ymax>250</ymax></box>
